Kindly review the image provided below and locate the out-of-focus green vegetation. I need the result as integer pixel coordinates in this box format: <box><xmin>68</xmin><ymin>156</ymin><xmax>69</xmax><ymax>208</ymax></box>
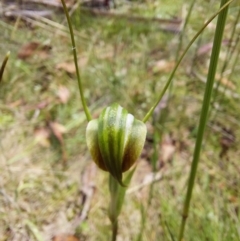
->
<box><xmin>0</xmin><ymin>0</ymin><xmax>239</xmax><ymax>240</ymax></box>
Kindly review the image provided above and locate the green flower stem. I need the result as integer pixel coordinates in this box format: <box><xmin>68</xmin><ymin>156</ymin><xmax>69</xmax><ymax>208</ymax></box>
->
<box><xmin>111</xmin><ymin>220</ymin><xmax>118</xmax><ymax>241</ymax></box>
<box><xmin>108</xmin><ymin>169</ymin><xmax>135</xmax><ymax>241</ymax></box>
<box><xmin>60</xmin><ymin>0</ymin><xmax>92</xmax><ymax>121</ymax></box>
<box><xmin>108</xmin><ymin>174</ymin><xmax>121</xmax><ymax>241</ymax></box>
<box><xmin>0</xmin><ymin>51</ymin><xmax>10</xmax><ymax>84</ymax></box>
<box><xmin>178</xmin><ymin>1</ymin><xmax>230</xmax><ymax>240</ymax></box>
<box><xmin>142</xmin><ymin>0</ymin><xmax>233</xmax><ymax>123</ymax></box>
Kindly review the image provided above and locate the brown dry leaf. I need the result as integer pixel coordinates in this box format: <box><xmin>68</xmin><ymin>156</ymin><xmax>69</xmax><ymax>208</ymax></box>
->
<box><xmin>219</xmin><ymin>127</ymin><xmax>235</xmax><ymax>158</ymax></box>
<box><xmin>38</xmin><ymin>46</ymin><xmax>51</xmax><ymax>59</ymax></box>
<box><xmin>34</xmin><ymin>127</ymin><xmax>51</xmax><ymax>147</ymax></box>
<box><xmin>201</xmin><ymin>70</ymin><xmax>236</xmax><ymax>90</ymax></box>
<box><xmin>78</xmin><ymin>57</ymin><xmax>88</xmax><ymax>68</ymax></box>
<box><xmin>57</xmin><ymin>85</ymin><xmax>70</xmax><ymax>104</ymax></box>
<box><xmin>56</xmin><ymin>57</ymin><xmax>87</xmax><ymax>74</ymax></box>
<box><xmin>197</xmin><ymin>42</ymin><xmax>213</xmax><ymax>56</ymax></box>
<box><xmin>8</xmin><ymin>99</ymin><xmax>23</xmax><ymax>108</ymax></box>
<box><xmin>56</xmin><ymin>62</ymin><xmax>76</xmax><ymax>74</ymax></box>
<box><xmin>228</xmin><ymin>196</ymin><xmax>238</xmax><ymax>203</ymax></box>
<box><xmin>18</xmin><ymin>42</ymin><xmax>51</xmax><ymax>60</ymax></box>
<box><xmin>36</xmin><ymin>100</ymin><xmax>51</xmax><ymax>109</ymax></box>
<box><xmin>133</xmin><ymin>159</ymin><xmax>152</xmax><ymax>186</ymax></box>
<box><xmin>197</xmin><ymin>39</ymin><xmax>229</xmax><ymax>56</ymax></box>
<box><xmin>219</xmin><ymin>77</ymin><xmax>235</xmax><ymax>89</ymax></box>
<box><xmin>52</xmin><ymin>234</ymin><xmax>79</xmax><ymax>241</ymax></box>
<box><xmin>219</xmin><ymin>182</ymin><xmax>226</xmax><ymax>189</ymax></box>
<box><xmin>152</xmin><ymin>60</ymin><xmax>175</xmax><ymax>74</ymax></box>
<box><xmin>18</xmin><ymin>42</ymin><xmax>40</xmax><ymax>59</ymax></box>
<box><xmin>49</xmin><ymin>121</ymin><xmax>68</xmax><ymax>164</ymax></box>
<box><xmin>161</xmin><ymin>142</ymin><xmax>175</xmax><ymax>163</ymax></box>
<box><xmin>49</xmin><ymin>122</ymin><xmax>67</xmax><ymax>144</ymax></box>
<box><xmin>161</xmin><ymin>136</ymin><xmax>176</xmax><ymax>163</ymax></box>
<box><xmin>215</xmin><ymin>73</ymin><xmax>236</xmax><ymax>90</ymax></box>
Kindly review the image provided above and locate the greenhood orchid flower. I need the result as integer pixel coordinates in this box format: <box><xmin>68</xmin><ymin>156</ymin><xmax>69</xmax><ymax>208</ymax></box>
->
<box><xmin>86</xmin><ymin>103</ymin><xmax>147</xmax><ymax>185</ymax></box>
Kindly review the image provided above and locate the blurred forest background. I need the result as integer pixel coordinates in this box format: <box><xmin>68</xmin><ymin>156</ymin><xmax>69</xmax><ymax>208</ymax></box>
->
<box><xmin>0</xmin><ymin>0</ymin><xmax>240</xmax><ymax>240</ymax></box>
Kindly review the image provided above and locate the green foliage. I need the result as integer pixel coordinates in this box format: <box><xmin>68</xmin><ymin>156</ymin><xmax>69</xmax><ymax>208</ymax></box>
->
<box><xmin>178</xmin><ymin>1</ymin><xmax>231</xmax><ymax>239</ymax></box>
<box><xmin>0</xmin><ymin>0</ymin><xmax>240</xmax><ymax>240</ymax></box>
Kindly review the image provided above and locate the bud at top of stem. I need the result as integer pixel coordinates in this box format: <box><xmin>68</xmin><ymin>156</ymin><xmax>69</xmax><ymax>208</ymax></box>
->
<box><xmin>86</xmin><ymin>103</ymin><xmax>147</xmax><ymax>185</ymax></box>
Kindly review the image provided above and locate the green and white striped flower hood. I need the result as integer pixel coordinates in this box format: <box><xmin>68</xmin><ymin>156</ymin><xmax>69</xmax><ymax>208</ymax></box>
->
<box><xmin>86</xmin><ymin>103</ymin><xmax>147</xmax><ymax>185</ymax></box>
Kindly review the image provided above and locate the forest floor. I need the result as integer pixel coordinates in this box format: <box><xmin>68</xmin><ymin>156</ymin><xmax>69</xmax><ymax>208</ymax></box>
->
<box><xmin>0</xmin><ymin>0</ymin><xmax>240</xmax><ymax>240</ymax></box>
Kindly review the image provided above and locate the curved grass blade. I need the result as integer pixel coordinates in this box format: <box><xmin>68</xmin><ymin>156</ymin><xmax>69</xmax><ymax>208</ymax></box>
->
<box><xmin>142</xmin><ymin>0</ymin><xmax>233</xmax><ymax>123</ymax></box>
<box><xmin>60</xmin><ymin>0</ymin><xmax>92</xmax><ymax>121</ymax></box>
<box><xmin>178</xmin><ymin>0</ymin><xmax>230</xmax><ymax>240</ymax></box>
<box><xmin>0</xmin><ymin>52</ymin><xmax>10</xmax><ymax>84</ymax></box>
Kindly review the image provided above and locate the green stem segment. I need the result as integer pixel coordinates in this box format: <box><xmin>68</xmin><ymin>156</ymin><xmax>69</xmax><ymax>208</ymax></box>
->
<box><xmin>108</xmin><ymin>169</ymin><xmax>135</xmax><ymax>241</ymax></box>
<box><xmin>178</xmin><ymin>1</ymin><xmax>230</xmax><ymax>240</ymax></box>
<box><xmin>111</xmin><ymin>219</ymin><xmax>118</xmax><ymax>241</ymax></box>
<box><xmin>0</xmin><ymin>52</ymin><xmax>10</xmax><ymax>84</ymax></box>
<box><xmin>142</xmin><ymin>0</ymin><xmax>233</xmax><ymax>123</ymax></box>
<box><xmin>60</xmin><ymin>0</ymin><xmax>92</xmax><ymax>121</ymax></box>
<box><xmin>108</xmin><ymin>175</ymin><xmax>121</xmax><ymax>241</ymax></box>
